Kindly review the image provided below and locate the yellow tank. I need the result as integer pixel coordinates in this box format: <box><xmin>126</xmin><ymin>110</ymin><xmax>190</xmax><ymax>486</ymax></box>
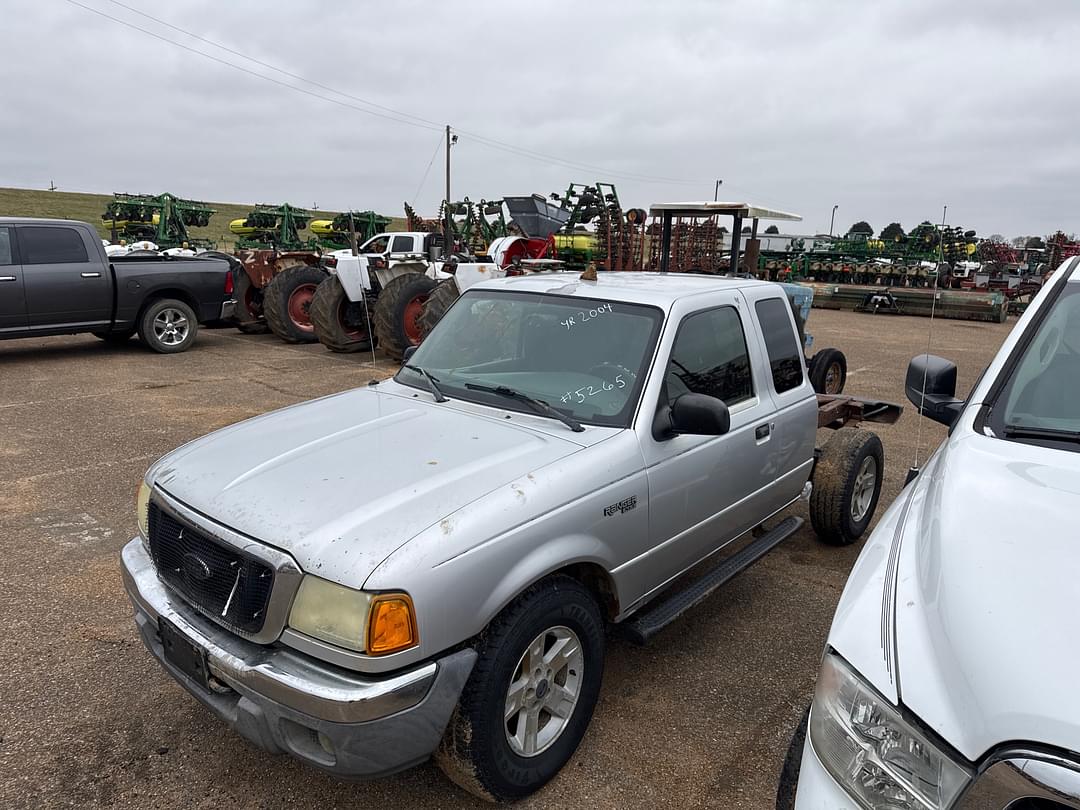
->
<box><xmin>229</xmin><ymin>218</ymin><xmax>263</xmax><ymax>236</ymax></box>
<box><xmin>553</xmin><ymin>233</ymin><xmax>597</xmax><ymax>252</ymax></box>
<box><xmin>103</xmin><ymin>213</ymin><xmax>159</xmax><ymax>230</ymax></box>
<box><xmin>309</xmin><ymin>219</ymin><xmax>337</xmax><ymax>236</ymax></box>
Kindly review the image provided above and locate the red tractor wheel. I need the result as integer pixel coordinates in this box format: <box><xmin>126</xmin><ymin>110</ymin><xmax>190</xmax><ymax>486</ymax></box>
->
<box><xmin>262</xmin><ymin>264</ymin><xmax>326</xmax><ymax>343</ymax></box>
<box><xmin>373</xmin><ymin>273</ymin><xmax>438</xmax><ymax>361</ymax></box>
<box><xmin>233</xmin><ymin>270</ymin><xmax>270</xmax><ymax>334</ymax></box>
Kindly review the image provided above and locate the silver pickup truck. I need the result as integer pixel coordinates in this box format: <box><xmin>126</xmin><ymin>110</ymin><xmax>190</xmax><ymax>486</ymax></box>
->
<box><xmin>121</xmin><ymin>268</ymin><xmax>900</xmax><ymax>801</ymax></box>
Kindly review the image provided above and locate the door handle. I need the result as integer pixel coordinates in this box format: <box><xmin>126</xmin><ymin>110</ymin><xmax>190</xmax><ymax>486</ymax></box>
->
<box><xmin>0</xmin><ymin>275</ymin><xmax>15</xmax><ymax>282</ymax></box>
<box><xmin>755</xmin><ymin>423</ymin><xmax>771</xmax><ymax>440</ymax></box>
<box><xmin>81</xmin><ymin>272</ymin><xmax>102</xmax><ymax>278</ymax></box>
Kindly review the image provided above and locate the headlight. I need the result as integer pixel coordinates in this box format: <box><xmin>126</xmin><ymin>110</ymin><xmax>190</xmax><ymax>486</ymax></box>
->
<box><xmin>288</xmin><ymin>576</ymin><xmax>372</xmax><ymax>652</ymax></box>
<box><xmin>136</xmin><ymin>481</ymin><xmax>151</xmax><ymax>538</ymax></box>
<box><xmin>288</xmin><ymin>577</ymin><xmax>419</xmax><ymax>655</ymax></box>
<box><xmin>809</xmin><ymin>653</ymin><xmax>969</xmax><ymax>809</ymax></box>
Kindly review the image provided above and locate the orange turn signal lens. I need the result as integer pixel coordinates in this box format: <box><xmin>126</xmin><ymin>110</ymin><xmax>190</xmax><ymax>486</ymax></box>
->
<box><xmin>367</xmin><ymin>594</ymin><xmax>418</xmax><ymax>656</ymax></box>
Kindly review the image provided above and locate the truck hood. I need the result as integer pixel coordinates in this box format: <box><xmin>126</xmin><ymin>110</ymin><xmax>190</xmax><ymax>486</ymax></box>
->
<box><xmin>893</xmin><ymin>431</ymin><xmax>1080</xmax><ymax>760</ymax></box>
<box><xmin>149</xmin><ymin>386</ymin><xmax>586</xmax><ymax>587</ymax></box>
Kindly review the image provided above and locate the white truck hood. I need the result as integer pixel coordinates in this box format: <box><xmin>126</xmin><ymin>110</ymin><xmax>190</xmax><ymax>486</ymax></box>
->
<box><xmin>147</xmin><ymin>386</ymin><xmax>586</xmax><ymax>588</ymax></box>
<box><xmin>890</xmin><ymin>431</ymin><xmax>1080</xmax><ymax>761</ymax></box>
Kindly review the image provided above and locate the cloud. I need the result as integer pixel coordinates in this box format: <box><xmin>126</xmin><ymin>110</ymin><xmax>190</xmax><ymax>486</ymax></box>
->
<box><xmin>2</xmin><ymin>0</ymin><xmax>1078</xmax><ymax>237</ymax></box>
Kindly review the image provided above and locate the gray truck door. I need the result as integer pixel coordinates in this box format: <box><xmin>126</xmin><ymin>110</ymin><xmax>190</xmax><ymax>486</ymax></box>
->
<box><xmin>19</xmin><ymin>225</ymin><xmax>112</xmax><ymax>329</ymax></box>
<box><xmin>639</xmin><ymin>296</ymin><xmax>781</xmax><ymax>583</ymax></box>
<box><xmin>0</xmin><ymin>226</ymin><xmax>28</xmax><ymax>331</ymax></box>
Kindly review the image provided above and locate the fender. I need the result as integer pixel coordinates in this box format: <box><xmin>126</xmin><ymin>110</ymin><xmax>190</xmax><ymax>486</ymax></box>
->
<box><xmin>334</xmin><ymin>254</ymin><xmax>372</xmax><ymax>301</ymax></box>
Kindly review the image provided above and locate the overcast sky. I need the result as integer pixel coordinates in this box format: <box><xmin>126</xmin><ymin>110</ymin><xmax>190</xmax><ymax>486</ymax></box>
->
<box><xmin>3</xmin><ymin>0</ymin><xmax>1079</xmax><ymax>237</ymax></box>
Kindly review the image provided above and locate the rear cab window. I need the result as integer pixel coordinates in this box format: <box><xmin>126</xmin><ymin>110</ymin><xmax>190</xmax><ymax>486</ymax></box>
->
<box><xmin>754</xmin><ymin>296</ymin><xmax>804</xmax><ymax>393</ymax></box>
<box><xmin>18</xmin><ymin>226</ymin><xmax>89</xmax><ymax>264</ymax></box>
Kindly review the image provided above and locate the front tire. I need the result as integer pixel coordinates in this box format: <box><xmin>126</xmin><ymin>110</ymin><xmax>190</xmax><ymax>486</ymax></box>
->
<box><xmin>436</xmin><ymin>576</ymin><xmax>605</xmax><ymax>802</ymax></box>
<box><xmin>810</xmin><ymin>428</ymin><xmax>884</xmax><ymax>545</ymax></box>
<box><xmin>92</xmin><ymin>330</ymin><xmax>135</xmax><ymax>344</ymax></box>
<box><xmin>233</xmin><ymin>269</ymin><xmax>269</xmax><ymax>334</ymax></box>
<box><xmin>138</xmin><ymin>298</ymin><xmax>198</xmax><ymax>353</ymax></box>
<box><xmin>776</xmin><ymin>707</ymin><xmax>810</xmax><ymax>810</ymax></box>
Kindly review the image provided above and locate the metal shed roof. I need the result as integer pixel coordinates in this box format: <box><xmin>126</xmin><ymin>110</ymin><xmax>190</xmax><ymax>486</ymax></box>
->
<box><xmin>648</xmin><ymin>201</ymin><xmax>802</xmax><ymax>221</ymax></box>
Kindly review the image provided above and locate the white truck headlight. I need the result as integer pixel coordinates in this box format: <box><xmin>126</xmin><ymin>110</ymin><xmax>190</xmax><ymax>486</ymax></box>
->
<box><xmin>809</xmin><ymin>653</ymin><xmax>970</xmax><ymax>809</ymax></box>
<box><xmin>288</xmin><ymin>576</ymin><xmax>373</xmax><ymax>652</ymax></box>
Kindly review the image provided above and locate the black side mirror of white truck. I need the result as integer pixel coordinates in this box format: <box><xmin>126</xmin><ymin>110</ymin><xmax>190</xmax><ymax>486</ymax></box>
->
<box><xmin>403</xmin><ymin>345</ymin><xmax>418</xmax><ymax>363</ymax></box>
<box><xmin>906</xmin><ymin>354</ymin><xmax>964</xmax><ymax>427</ymax></box>
<box><xmin>659</xmin><ymin>393</ymin><xmax>731</xmax><ymax>438</ymax></box>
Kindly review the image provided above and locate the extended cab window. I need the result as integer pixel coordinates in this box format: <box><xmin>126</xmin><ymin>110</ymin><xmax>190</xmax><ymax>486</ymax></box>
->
<box><xmin>755</xmin><ymin>297</ymin><xmax>803</xmax><ymax>393</ymax></box>
<box><xmin>390</xmin><ymin>235</ymin><xmax>413</xmax><ymax>253</ymax></box>
<box><xmin>0</xmin><ymin>227</ymin><xmax>13</xmax><ymax>265</ymax></box>
<box><xmin>19</xmin><ymin>226</ymin><xmax>89</xmax><ymax>264</ymax></box>
<box><xmin>665</xmin><ymin>307</ymin><xmax>753</xmax><ymax>406</ymax></box>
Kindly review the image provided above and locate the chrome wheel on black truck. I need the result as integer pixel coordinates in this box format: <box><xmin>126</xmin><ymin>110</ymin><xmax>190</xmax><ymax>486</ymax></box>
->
<box><xmin>139</xmin><ymin>298</ymin><xmax>198</xmax><ymax>354</ymax></box>
<box><xmin>436</xmin><ymin>576</ymin><xmax>605</xmax><ymax>802</ymax></box>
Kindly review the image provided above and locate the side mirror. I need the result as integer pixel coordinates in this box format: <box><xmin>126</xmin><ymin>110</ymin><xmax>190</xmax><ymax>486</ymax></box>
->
<box><xmin>906</xmin><ymin>354</ymin><xmax>964</xmax><ymax>427</ymax></box>
<box><xmin>403</xmin><ymin>345</ymin><xmax>418</xmax><ymax>363</ymax></box>
<box><xmin>666</xmin><ymin>393</ymin><xmax>731</xmax><ymax>437</ymax></box>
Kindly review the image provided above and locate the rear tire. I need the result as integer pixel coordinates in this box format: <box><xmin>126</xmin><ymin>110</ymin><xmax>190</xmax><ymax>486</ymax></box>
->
<box><xmin>138</xmin><ymin>298</ymin><xmax>198</xmax><ymax>354</ymax></box>
<box><xmin>810</xmin><ymin>428</ymin><xmax>884</xmax><ymax>545</ymax></box>
<box><xmin>263</xmin><ymin>264</ymin><xmax>325</xmax><ymax>343</ymax></box>
<box><xmin>418</xmin><ymin>278</ymin><xmax>461</xmax><ymax>339</ymax></box>
<box><xmin>808</xmin><ymin>348</ymin><xmax>847</xmax><ymax>395</ymax></box>
<box><xmin>373</xmin><ymin>273</ymin><xmax>437</xmax><ymax>360</ymax></box>
<box><xmin>233</xmin><ymin>269</ymin><xmax>269</xmax><ymax>334</ymax></box>
<box><xmin>310</xmin><ymin>275</ymin><xmax>376</xmax><ymax>353</ymax></box>
<box><xmin>435</xmin><ymin>576</ymin><xmax>605</xmax><ymax>802</ymax></box>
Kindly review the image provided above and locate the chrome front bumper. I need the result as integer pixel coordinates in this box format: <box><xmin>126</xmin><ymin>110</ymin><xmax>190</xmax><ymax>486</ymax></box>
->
<box><xmin>121</xmin><ymin>538</ymin><xmax>476</xmax><ymax>777</ymax></box>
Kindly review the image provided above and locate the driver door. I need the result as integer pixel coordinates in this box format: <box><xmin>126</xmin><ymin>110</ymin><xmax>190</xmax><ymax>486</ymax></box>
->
<box><xmin>638</xmin><ymin>296</ymin><xmax>779</xmax><ymax>588</ymax></box>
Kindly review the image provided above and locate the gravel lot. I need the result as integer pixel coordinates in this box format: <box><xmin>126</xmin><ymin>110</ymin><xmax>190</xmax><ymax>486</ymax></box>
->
<box><xmin>0</xmin><ymin>310</ymin><xmax>1012</xmax><ymax>809</ymax></box>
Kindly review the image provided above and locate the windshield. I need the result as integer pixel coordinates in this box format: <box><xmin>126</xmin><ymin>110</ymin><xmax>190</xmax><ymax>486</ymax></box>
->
<box><xmin>989</xmin><ymin>281</ymin><xmax>1080</xmax><ymax>445</ymax></box>
<box><xmin>395</xmin><ymin>289</ymin><xmax>663</xmax><ymax>428</ymax></box>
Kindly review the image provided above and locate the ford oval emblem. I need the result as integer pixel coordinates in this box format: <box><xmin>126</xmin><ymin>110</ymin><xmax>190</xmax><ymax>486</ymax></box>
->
<box><xmin>181</xmin><ymin>552</ymin><xmax>212</xmax><ymax>583</ymax></box>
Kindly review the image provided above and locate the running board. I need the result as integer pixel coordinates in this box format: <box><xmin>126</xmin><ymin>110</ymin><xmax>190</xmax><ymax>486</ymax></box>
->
<box><xmin>620</xmin><ymin>516</ymin><xmax>804</xmax><ymax>645</ymax></box>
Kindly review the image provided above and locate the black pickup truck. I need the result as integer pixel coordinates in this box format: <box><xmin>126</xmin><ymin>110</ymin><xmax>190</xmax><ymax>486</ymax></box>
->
<box><xmin>0</xmin><ymin>218</ymin><xmax>235</xmax><ymax>353</ymax></box>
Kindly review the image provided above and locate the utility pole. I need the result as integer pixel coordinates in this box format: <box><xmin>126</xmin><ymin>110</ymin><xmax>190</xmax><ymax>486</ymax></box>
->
<box><xmin>445</xmin><ymin>125</ymin><xmax>454</xmax><ymax>258</ymax></box>
<box><xmin>714</xmin><ymin>179</ymin><xmax>723</xmax><ymax>201</ymax></box>
<box><xmin>829</xmin><ymin>204</ymin><xmax>839</xmax><ymax>237</ymax></box>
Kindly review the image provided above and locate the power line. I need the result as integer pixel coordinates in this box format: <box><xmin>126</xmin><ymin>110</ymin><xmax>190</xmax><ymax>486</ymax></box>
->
<box><xmin>411</xmin><ymin>133</ymin><xmax>445</xmax><ymax>205</ymax></box>
<box><xmin>63</xmin><ymin>0</ymin><xmax>443</xmax><ymax>132</ymax></box>
<box><xmin>67</xmin><ymin>0</ymin><xmax>697</xmax><ymax>186</ymax></box>
<box><xmin>102</xmin><ymin>0</ymin><xmax>444</xmax><ymax>131</ymax></box>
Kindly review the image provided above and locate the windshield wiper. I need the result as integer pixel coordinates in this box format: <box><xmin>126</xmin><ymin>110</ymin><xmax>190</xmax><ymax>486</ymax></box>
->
<box><xmin>464</xmin><ymin>383</ymin><xmax>585</xmax><ymax>433</ymax></box>
<box><xmin>402</xmin><ymin>363</ymin><xmax>447</xmax><ymax>403</ymax></box>
<box><xmin>1003</xmin><ymin>424</ymin><xmax>1080</xmax><ymax>443</ymax></box>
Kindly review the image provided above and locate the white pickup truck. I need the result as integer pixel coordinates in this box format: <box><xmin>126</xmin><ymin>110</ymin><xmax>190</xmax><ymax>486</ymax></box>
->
<box><xmin>780</xmin><ymin>257</ymin><xmax>1080</xmax><ymax>809</ymax></box>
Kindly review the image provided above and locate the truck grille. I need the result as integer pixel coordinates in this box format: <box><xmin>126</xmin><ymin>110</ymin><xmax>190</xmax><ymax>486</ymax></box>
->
<box><xmin>147</xmin><ymin>502</ymin><xmax>274</xmax><ymax>635</ymax></box>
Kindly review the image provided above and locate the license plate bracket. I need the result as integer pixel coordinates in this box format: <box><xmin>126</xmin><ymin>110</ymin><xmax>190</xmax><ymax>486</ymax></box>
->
<box><xmin>159</xmin><ymin>617</ymin><xmax>210</xmax><ymax>691</ymax></box>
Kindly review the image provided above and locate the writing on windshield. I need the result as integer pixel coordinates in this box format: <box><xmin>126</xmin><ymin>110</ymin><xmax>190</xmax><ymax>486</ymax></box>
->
<box><xmin>398</xmin><ymin>290</ymin><xmax>662</xmax><ymax>428</ymax></box>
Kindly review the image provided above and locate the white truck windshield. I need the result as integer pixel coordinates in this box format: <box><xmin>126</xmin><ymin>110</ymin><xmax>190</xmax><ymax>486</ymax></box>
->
<box><xmin>397</xmin><ymin>290</ymin><xmax>663</xmax><ymax>428</ymax></box>
<box><xmin>994</xmin><ymin>283</ymin><xmax>1080</xmax><ymax>441</ymax></box>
